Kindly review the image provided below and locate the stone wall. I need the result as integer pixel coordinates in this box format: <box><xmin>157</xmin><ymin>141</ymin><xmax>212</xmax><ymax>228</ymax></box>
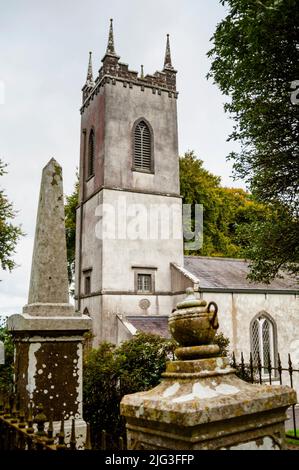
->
<box><xmin>174</xmin><ymin>288</ymin><xmax>299</xmax><ymax>396</ymax></box>
<box><xmin>76</xmin><ymin>188</ymin><xmax>184</xmax><ymax>345</ymax></box>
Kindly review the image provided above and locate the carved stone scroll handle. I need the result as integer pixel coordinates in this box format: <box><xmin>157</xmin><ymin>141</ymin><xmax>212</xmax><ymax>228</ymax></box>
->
<box><xmin>207</xmin><ymin>302</ymin><xmax>219</xmax><ymax>330</ymax></box>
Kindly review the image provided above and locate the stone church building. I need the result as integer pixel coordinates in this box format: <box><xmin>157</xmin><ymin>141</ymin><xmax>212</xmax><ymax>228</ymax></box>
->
<box><xmin>75</xmin><ymin>20</ymin><xmax>299</xmax><ymax>379</ymax></box>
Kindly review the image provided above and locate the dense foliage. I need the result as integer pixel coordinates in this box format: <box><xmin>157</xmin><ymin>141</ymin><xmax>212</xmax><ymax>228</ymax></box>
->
<box><xmin>236</xmin><ymin>204</ymin><xmax>299</xmax><ymax>283</ymax></box>
<box><xmin>64</xmin><ymin>176</ymin><xmax>79</xmax><ymax>286</ymax></box>
<box><xmin>214</xmin><ymin>331</ymin><xmax>230</xmax><ymax>357</ymax></box>
<box><xmin>83</xmin><ymin>332</ymin><xmax>175</xmax><ymax>443</ymax></box>
<box><xmin>83</xmin><ymin>331</ymin><xmax>231</xmax><ymax>444</ymax></box>
<box><xmin>0</xmin><ymin>320</ymin><xmax>14</xmax><ymax>398</ymax></box>
<box><xmin>180</xmin><ymin>151</ymin><xmax>267</xmax><ymax>258</ymax></box>
<box><xmin>0</xmin><ymin>160</ymin><xmax>23</xmax><ymax>273</ymax></box>
<box><xmin>208</xmin><ymin>0</ymin><xmax>299</xmax><ymax>281</ymax></box>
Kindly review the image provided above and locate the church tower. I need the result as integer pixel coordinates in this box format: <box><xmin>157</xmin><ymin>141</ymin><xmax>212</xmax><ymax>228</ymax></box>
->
<box><xmin>75</xmin><ymin>20</ymin><xmax>183</xmax><ymax>344</ymax></box>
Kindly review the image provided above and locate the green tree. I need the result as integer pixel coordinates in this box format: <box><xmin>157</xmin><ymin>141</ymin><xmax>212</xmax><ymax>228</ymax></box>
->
<box><xmin>83</xmin><ymin>342</ymin><xmax>121</xmax><ymax>442</ymax></box>
<box><xmin>65</xmin><ymin>176</ymin><xmax>79</xmax><ymax>285</ymax></box>
<box><xmin>65</xmin><ymin>153</ymin><xmax>269</xmax><ymax>285</ymax></box>
<box><xmin>0</xmin><ymin>160</ymin><xmax>23</xmax><ymax>273</ymax></box>
<box><xmin>180</xmin><ymin>151</ymin><xmax>266</xmax><ymax>258</ymax></box>
<box><xmin>116</xmin><ymin>332</ymin><xmax>175</xmax><ymax>396</ymax></box>
<box><xmin>0</xmin><ymin>319</ymin><xmax>14</xmax><ymax>398</ymax></box>
<box><xmin>83</xmin><ymin>332</ymin><xmax>175</xmax><ymax>447</ymax></box>
<box><xmin>207</xmin><ymin>0</ymin><xmax>299</xmax><ymax>281</ymax></box>
<box><xmin>82</xmin><ymin>330</ymin><xmax>230</xmax><ymax>447</ymax></box>
<box><xmin>236</xmin><ymin>204</ymin><xmax>299</xmax><ymax>283</ymax></box>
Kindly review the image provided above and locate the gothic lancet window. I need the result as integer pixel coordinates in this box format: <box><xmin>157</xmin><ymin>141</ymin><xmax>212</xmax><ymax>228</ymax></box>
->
<box><xmin>87</xmin><ymin>129</ymin><xmax>95</xmax><ymax>178</ymax></box>
<box><xmin>250</xmin><ymin>313</ymin><xmax>277</xmax><ymax>377</ymax></box>
<box><xmin>133</xmin><ymin>119</ymin><xmax>153</xmax><ymax>172</ymax></box>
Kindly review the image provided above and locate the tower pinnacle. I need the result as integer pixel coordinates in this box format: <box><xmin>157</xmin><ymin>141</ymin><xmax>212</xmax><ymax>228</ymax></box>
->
<box><xmin>163</xmin><ymin>33</ymin><xmax>174</xmax><ymax>71</ymax></box>
<box><xmin>85</xmin><ymin>51</ymin><xmax>94</xmax><ymax>87</ymax></box>
<box><xmin>106</xmin><ymin>18</ymin><xmax>116</xmax><ymax>56</ymax></box>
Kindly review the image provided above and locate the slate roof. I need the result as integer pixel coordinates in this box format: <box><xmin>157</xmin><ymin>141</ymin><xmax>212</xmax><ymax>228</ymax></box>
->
<box><xmin>184</xmin><ymin>256</ymin><xmax>299</xmax><ymax>292</ymax></box>
<box><xmin>126</xmin><ymin>316</ymin><xmax>171</xmax><ymax>339</ymax></box>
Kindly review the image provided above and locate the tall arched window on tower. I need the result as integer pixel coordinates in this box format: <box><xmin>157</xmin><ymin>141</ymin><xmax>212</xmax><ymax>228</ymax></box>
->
<box><xmin>250</xmin><ymin>312</ymin><xmax>278</xmax><ymax>377</ymax></box>
<box><xmin>133</xmin><ymin>119</ymin><xmax>153</xmax><ymax>172</ymax></box>
<box><xmin>87</xmin><ymin>129</ymin><xmax>95</xmax><ymax>178</ymax></box>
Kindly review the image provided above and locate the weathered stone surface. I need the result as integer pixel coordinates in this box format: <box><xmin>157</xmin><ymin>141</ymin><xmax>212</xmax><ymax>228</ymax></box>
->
<box><xmin>163</xmin><ymin>356</ymin><xmax>234</xmax><ymax>377</ymax></box>
<box><xmin>23</xmin><ymin>303</ymin><xmax>75</xmax><ymax>317</ymax></box>
<box><xmin>8</xmin><ymin>313</ymin><xmax>91</xmax><ymax>332</ymax></box>
<box><xmin>175</xmin><ymin>344</ymin><xmax>220</xmax><ymax>360</ymax></box>
<box><xmin>13</xmin><ymin>338</ymin><xmax>83</xmax><ymax>421</ymax></box>
<box><xmin>76</xmin><ymin>36</ymin><xmax>183</xmax><ymax>345</ymax></box>
<box><xmin>7</xmin><ymin>158</ymin><xmax>91</xmax><ymax>435</ymax></box>
<box><xmin>122</xmin><ymin>358</ymin><xmax>296</xmax><ymax>425</ymax></box>
<box><xmin>169</xmin><ymin>289</ymin><xmax>219</xmax><ymax>347</ymax></box>
<box><xmin>121</xmin><ymin>289</ymin><xmax>297</xmax><ymax>450</ymax></box>
<box><xmin>26</xmin><ymin>158</ymin><xmax>70</xmax><ymax>310</ymax></box>
<box><xmin>121</xmin><ymin>356</ymin><xmax>296</xmax><ymax>449</ymax></box>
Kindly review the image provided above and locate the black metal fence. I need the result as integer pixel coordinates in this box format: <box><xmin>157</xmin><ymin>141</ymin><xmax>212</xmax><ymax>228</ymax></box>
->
<box><xmin>232</xmin><ymin>352</ymin><xmax>299</xmax><ymax>441</ymax></box>
<box><xmin>0</xmin><ymin>399</ymin><xmax>126</xmax><ymax>450</ymax></box>
<box><xmin>1</xmin><ymin>352</ymin><xmax>298</xmax><ymax>450</ymax></box>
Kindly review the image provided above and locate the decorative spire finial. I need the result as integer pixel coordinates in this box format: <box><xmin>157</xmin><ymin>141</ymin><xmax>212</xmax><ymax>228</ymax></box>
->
<box><xmin>164</xmin><ymin>33</ymin><xmax>174</xmax><ymax>71</ymax></box>
<box><xmin>85</xmin><ymin>51</ymin><xmax>94</xmax><ymax>87</ymax></box>
<box><xmin>106</xmin><ymin>18</ymin><xmax>116</xmax><ymax>56</ymax></box>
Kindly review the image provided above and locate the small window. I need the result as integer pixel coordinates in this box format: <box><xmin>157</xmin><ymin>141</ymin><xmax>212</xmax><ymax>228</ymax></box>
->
<box><xmin>250</xmin><ymin>313</ymin><xmax>277</xmax><ymax>377</ymax></box>
<box><xmin>87</xmin><ymin>129</ymin><xmax>95</xmax><ymax>178</ymax></box>
<box><xmin>133</xmin><ymin>266</ymin><xmax>156</xmax><ymax>294</ymax></box>
<box><xmin>83</xmin><ymin>269</ymin><xmax>92</xmax><ymax>296</ymax></box>
<box><xmin>137</xmin><ymin>274</ymin><xmax>153</xmax><ymax>293</ymax></box>
<box><xmin>133</xmin><ymin>120</ymin><xmax>152</xmax><ymax>172</ymax></box>
<box><xmin>84</xmin><ymin>275</ymin><xmax>91</xmax><ymax>295</ymax></box>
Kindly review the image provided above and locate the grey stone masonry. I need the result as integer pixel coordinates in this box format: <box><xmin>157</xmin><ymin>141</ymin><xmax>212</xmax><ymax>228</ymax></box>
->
<box><xmin>8</xmin><ymin>159</ymin><xmax>91</xmax><ymax>427</ymax></box>
<box><xmin>24</xmin><ymin>158</ymin><xmax>73</xmax><ymax>316</ymax></box>
<box><xmin>121</xmin><ymin>289</ymin><xmax>296</xmax><ymax>450</ymax></box>
<box><xmin>81</xmin><ymin>21</ymin><xmax>177</xmax><ymax>113</ymax></box>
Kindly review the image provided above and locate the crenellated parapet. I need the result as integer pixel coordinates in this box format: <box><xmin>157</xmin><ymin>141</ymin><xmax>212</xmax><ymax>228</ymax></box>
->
<box><xmin>81</xmin><ymin>19</ymin><xmax>177</xmax><ymax>113</ymax></box>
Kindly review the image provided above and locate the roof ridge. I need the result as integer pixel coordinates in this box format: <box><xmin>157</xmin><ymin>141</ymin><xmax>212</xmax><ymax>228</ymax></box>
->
<box><xmin>184</xmin><ymin>255</ymin><xmax>248</xmax><ymax>262</ymax></box>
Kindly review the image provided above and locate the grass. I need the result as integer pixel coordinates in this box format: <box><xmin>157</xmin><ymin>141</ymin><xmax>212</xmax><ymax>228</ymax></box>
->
<box><xmin>286</xmin><ymin>430</ymin><xmax>299</xmax><ymax>447</ymax></box>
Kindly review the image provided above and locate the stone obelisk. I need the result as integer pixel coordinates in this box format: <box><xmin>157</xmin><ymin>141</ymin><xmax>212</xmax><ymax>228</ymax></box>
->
<box><xmin>25</xmin><ymin>158</ymin><xmax>72</xmax><ymax>314</ymax></box>
<box><xmin>8</xmin><ymin>159</ymin><xmax>91</xmax><ymax>439</ymax></box>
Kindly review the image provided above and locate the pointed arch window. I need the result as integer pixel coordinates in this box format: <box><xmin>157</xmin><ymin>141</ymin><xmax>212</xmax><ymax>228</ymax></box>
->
<box><xmin>87</xmin><ymin>129</ymin><xmax>95</xmax><ymax>178</ymax></box>
<box><xmin>133</xmin><ymin>119</ymin><xmax>153</xmax><ymax>172</ymax></box>
<box><xmin>250</xmin><ymin>313</ymin><xmax>277</xmax><ymax>377</ymax></box>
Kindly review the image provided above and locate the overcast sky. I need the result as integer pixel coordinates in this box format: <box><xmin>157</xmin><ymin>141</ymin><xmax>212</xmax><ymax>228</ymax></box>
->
<box><xmin>0</xmin><ymin>0</ymin><xmax>244</xmax><ymax>316</ymax></box>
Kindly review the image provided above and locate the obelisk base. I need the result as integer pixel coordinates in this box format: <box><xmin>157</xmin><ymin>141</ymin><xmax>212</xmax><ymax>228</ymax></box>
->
<box><xmin>8</xmin><ymin>312</ymin><xmax>91</xmax><ymax>423</ymax></box>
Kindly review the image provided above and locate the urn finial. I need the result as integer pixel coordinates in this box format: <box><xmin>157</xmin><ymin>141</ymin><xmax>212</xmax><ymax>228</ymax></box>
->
<box><xmin>169</xmin><ymin>288</ymin><xmax>220</xmax><ymax>360</ymax></box>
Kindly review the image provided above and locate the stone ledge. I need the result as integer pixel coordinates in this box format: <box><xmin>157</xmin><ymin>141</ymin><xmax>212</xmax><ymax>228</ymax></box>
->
<box><xmin>23</xmin><ymin>303</ymin><xmax>76</xmax><ymax>316</ymax></box>
<box><xmin>7</xmin><ymin>313</ymin><xmax>91</xmax><ymax>332</ymax></box>
<box><xmin>165</xmin><ymin>356</ymin><xmax>231</xmax><ymax>374</ymax></box>
<box><xmin>121</xmin><ymin>371</ymin><xmax>297</xmax><ymax>428</ymax></box>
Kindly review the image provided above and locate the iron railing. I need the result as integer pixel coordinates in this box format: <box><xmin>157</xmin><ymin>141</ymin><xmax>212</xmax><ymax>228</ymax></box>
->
<box><xmin>232</xmin><ymin>352</ymin><xmax>299</xmax><ymax>441</ymax></box>
<box><xmin>0</xmin><ymin>399</ymin><xmax>126</xmax><ymax>450</ymax></box>
<box><xmin>1</xmin><ymin>352</ymin><xmax>298</xmax><ymax>450</ymax></box>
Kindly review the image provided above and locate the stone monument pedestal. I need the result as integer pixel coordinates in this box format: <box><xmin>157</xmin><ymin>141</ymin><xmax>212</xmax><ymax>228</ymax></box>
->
<box><xmin>121</xmin><ymin>289</ymin><xmax>296</xmax><ymax>450</ymax></box>
<box><xmin>8</xmin><ymin>312</ymin><xmax>90</xmax><ymax>425</ymax></box>
<box><xmin>7</xmin><ymin>159</ymin><xmax>92</xmax><ymax>447</ymax></box>
<box><xmin>121</xmin><ymin>355</ymin><xmax>296</xmax><ymax>450</ymax></box>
